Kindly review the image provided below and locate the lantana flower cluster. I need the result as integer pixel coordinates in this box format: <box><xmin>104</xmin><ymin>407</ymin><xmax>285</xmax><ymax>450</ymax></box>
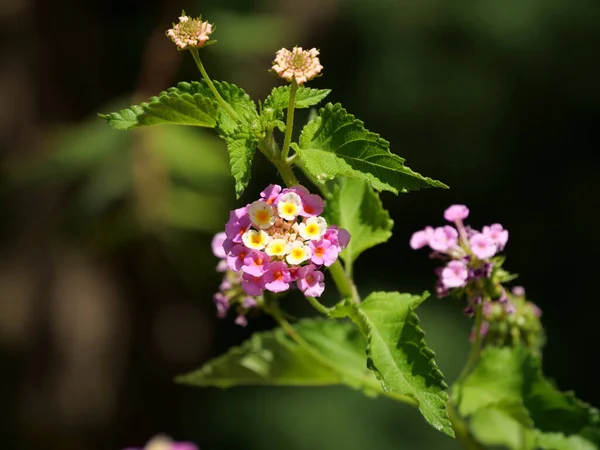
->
<box><xmin>272</xmin><ymin>46</ymin><xmax>323</xmax><ymax>85</ymax></box>
<box><xmin>211</xmin><ymin>184</ymin><xmax>349</xmax><ymax>324</ymax></box>
<box><xmin>410</xmin><ymin>204</ymin><xmax>510</xmax><ymax>313</ymax></box>
<box><xmin>124</xmin><ymin>435</ymin><xmax>198</xmax><ymax>450</ymax></box>
<box><xmin>166</xmin><ymin>14</ymin><xmax>213</xmax><ymax>50</ymax></box>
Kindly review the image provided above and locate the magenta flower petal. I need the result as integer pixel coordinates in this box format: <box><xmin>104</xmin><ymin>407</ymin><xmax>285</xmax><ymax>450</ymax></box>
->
<box><xmin>227</xmin><ymin>244</ymin><xmax>249</xmax><ymax>271</ymax></box>
<box><xmin>211</xmin><ymin>232</ymin><xmax>227</xmax><ymax>258</ymax></box>
<box><xmin>300</xmin><ymin>193</ymin><xmax>325</xmax><ymax>217</ymax></box>
<box><xmin>225</xmin><ymin>206</ymin><xmax>251</xmax><ymax>243</ymax></box>
<box><xmin>263</xmin><ymin>261</ymin><xmax>292</xmax><ymax>293</ymax></box>
<box><xmin>260</xmin><ymin>184</ymin><xmax>282</xmax><ymax>205</ymax></box>
<box><xmin>241</xmin><ymin>272</ymin><xmax>265</xmax><ymax>296</ymax></box>
<box><xmin>297</xmin><ymin>264</ymin><xmax>325</xmax><ymax>297</ymax></box>
<box><xmin>241</xmin><ymin>250</ymin><xmax>270</xmax><ymax>276</ymax></box>
<box><xmin>482</xmin><ymin>223</ymin><xmax>509</xmax><ymax>251</ymax></box>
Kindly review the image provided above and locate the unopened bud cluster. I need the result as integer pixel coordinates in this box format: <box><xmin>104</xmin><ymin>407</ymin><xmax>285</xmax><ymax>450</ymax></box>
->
<box><xmin>212</xmin><ymin>184</ymin><xmax>350</xmax><ymax>325</ymax></box>
<box><xmin>476</xmin><ymin>287</ymin><xmax>544</xmax><ymax>353</ymax></box>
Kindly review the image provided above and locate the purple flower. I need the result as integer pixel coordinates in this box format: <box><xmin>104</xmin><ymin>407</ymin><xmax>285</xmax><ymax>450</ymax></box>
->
<box><xmin>241</xmin><ymin>272</ymin><xmax>265</xmax><ymax>296</ymax></box>
<box><xmin>469</xmin><ymin>233</ymin><xmax>497</xmax><ymax>259</ymax></box>
<box><xmin>211</xmin><ymin>232</ymin><xmax>227</xmax><ymax>258</ymax></box>
<box><xmin>213</xmin><ymin>293</ymin><xmax>230</xmax><ymax>318</ymax></box>
<box><xmin>482</xmin><ymin>223</ymin><xmax>509</xmax><ymax>251</ymax></box>
<box><xmin>444</xmin><ymin>204</ymin><xmax>470</xmax><ymax>222</ymax></box>
<box><xmin>410</xmin><ymin>226</ymin><xmax>434</xmax><ymax>250</ymax></box>
<box><xmin>309</xmin><ymin>239</ymin><xmax>339</xmax><ymax>266</ymax></box>
<box><xmin>260</xmin><ymin>184</ymin><xmax>282</xmax><ymax>205</ymax></box>
<box><xmin>263</xmin><ymin>261</ymin><xmax>292</xmax><ymax>293</ymax></box>
<box><xmin>241</xmin><ymin>250</ymin><xmax>270</xmax><ymax>276</ymax></box>
<box><xmin>440</xmin><ymin>260</ymin><xmax>469</xmax><ymax>288</ymax></box>
<box><xmin>280</xmin><ymin>185</ymin><xmax>310</xmax><ymax>200</ymax></box>
<box><xmin>225</xmin><ymin>206</ymin><xmax>251</xmax><ymax>243</ymax></box>
<box><xmin>512</xmin><ymin>286</ymin><xmax>525</xmax><ymax>297</ymax></box>
<box><xmin>300</xmin><ymin>193</ymin><xmax>325</xmax><ymax>217</ymax></box>
<box><xmin>235</xmin><ymin>315</ymin><xmax>248</xmax><ymax>326</ymax></box>
<box><xmin>296</xmin><ymin>264</ymin><xmax>325</xmax><ymax>297</ymax></box>
<box><xmin>226</xmin><ymin>244</ymin><xmax>249</xmax><ymax>271</ymax></box>
<box><xmin>429</xmin><ymin>226</ymin><xmax>459</xmax><ymax>253</ymax></box>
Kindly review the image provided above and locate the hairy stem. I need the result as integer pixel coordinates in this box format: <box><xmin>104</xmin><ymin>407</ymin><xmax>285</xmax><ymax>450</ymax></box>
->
<box><xmin>457</xmin><ymin>302</ymin><xmax>484</xmax><ymax>385</ymax></box>
<box><xmin>189</xmin><ymin>48</ymin><xmax>239</xmax><ymax>122</ymax></box>
<box><xmin>306</xmin><ymin>296</ymin><xmax>333</xmax><ymax>315</ymax></box>
<box><xmin>329</xmin><ymin>261</ymin><xmax>360</xmax><ymax>303</ymax></box>
<box><xmin>281</xmin><ymin>80</ymin><xmax>298</xmax><ymax>160</ymax></box>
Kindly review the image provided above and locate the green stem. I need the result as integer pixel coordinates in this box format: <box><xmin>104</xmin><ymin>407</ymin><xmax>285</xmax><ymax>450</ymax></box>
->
<box><xmin>447</xmin><ymin>401</ymin><xmax>485</xmax><ymax>450</ymax></box>
<box><xmin>329</xmin><ymin>260</ymin><xmax>360</xmax><ymax>303</ymax></box>
<box><xmin>306</xmin><ymin>296</ymin><xmax>333</xmax><ymax>315</ymax></box>
<box><xmin>274</xmin><ymin>159</ymin><xmax>299</xmax><ymax>187</ymax></box>
<box><xmin>457</xmin><ymin>302</ymin><xmax>484</xmax><ymax>385</ymax></box>
<box><xmin>189</xmin><ymin>48</ymin><xmax>239</xmax><ymax>122</ymax></box>
<box><xmin>281</xmin><ymin>80</ymin><xmax>298</xmax><ymax>160</ymax></box>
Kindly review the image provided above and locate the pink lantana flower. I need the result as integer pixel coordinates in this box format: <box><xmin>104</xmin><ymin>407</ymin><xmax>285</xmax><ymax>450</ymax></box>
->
<box><xmin>441</xmin><ymin>260</ymin><xmax>469</xmax><ymax>288</ymax></box>
<box><xmin>272</xmin><ymin>47</ymin><xmax>323</xmax><ymax>85</ymax></box>
<box><xmin>241</xmin><ymin>272</ymin><xmax>266</xmax><ymax>296</ymax></box>
<box><xmin>429</xmin><ymin>226</ymin><xmax>459</xmax><ymax>252</ymax></box>
<box><xmin>264</xmin><ymin>261</ymin><xmax>292</xmax><ymax>293</ymax></box>
<box><xmin>482</xmin><ymin>224</ymin><xmax>509</xmax><ymax>251</ymax></box>
<box><xmin>299</xmin><ymin>193</ymin><xmax>325</xmax><ymax>217</ymax></box>
<box><xmin>444</xmin><ymin>204</ymin><xmax>470</xmax><ymax>222</ymax></box>
<box><xmin>296</xmin><ymin>264</ymin><xmax>325</xmax><ymax>297</ymax></box>
<box><xmin>309</xmin><ymin>239</ymin><xmax>339</xmax><ymax>266</ymax></box>
<box><xmin>241</xmin><ymin>250</ymin><xmax>270</xmax><ymax>276</ymax></box>
<box><xmin>469</xmin><ymin>233</ymin><xmax>497</xmax><ymax>259</ymax></box>
<box><xmin>410</xmin><ymin>226</ymin><xmax>434</xmax><ymax>250</ymax></box>
<box><xmin>260</xmin><ymin>184</ymin><xmax>282</xmax><ymax>205</ymax></box>
<box><xmin>225</xmin><ymin>206</ymin><xmax>250</xmax><ymax>244</ymax></box>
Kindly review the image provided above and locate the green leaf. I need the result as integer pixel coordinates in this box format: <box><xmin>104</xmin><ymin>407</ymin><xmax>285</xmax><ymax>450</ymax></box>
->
<box><xmin>357</xmin><ymin>291</ymin><xmax>454</xmax><ymax>436</ymax></box>
<box><xmin>100</xmin><ymin>88</ymin><xmax>218</xmax><ymax>130</ymax></box>
<box><xmin>225</xmin><ymin>133</ymin><xmax>257</xmax><ymax>198</ymax></box>
<box><xmin>324</xmin><ymin>177</ymin><xmax>393</xmax><ymax>267</ymax></box>
<box><xmin>470</xmin><ymin>405</ymin><xmax>534</xmax><ymax>449</ymax></box>
<box><xmin>264</xmin><ymin>85</ymin><xmax>331</xmax><ymax>110</ymax></box>
<box><xmin>176</xmin><ymin>318</ymin><xmax>383</xmax><ymax>395</ymax></box>
<box><xmin>457</xmin><ymin>347</ymin><xmax>600</xmax><ymax>448</ymax></box>
<box><xmin>100</xmin><ymin>81</ymin><xmax>257</xmax><ymax>136</ymax></box>
<box><xmin>294</xmin><ymin>103</ymin><xmax>447</xmax><ymax>194</ymax></box>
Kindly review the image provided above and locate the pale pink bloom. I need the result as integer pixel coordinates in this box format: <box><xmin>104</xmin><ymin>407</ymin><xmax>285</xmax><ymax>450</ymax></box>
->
<box><xmin>441</xmin><ymin>260</ymin><xmax>469</xmax><ymax>288</ymax></box>
<box><xmin>296</xmin><ymin>264</ymin><xmax>325</xmax><ymax>297</ymax></box>
<box><xmin>241</xmin><ymin>250</ymin><xmax>270</xmax><ymax>276</ymax></box>
<box><xmin>272</xmin><ymin>47</ymin><xmax>323</xmax><ymax>85</ymax></box>
<box><xmin>166</xmin><ymin>15</ymin><xmax>213</xmax><ymax>50</ymax></box>
<box><xmin>309</xmin><ymin>239</ymin><xmax>339</xmax><ymax>266</ymax></box>
<box><xmin>241</xmin><ymin>272</ymin><xmax>265</xmax><ymax>296</ymax></box>
<box><xmin>260</xmin><ymin>184</ymin><xmax>282</xmax><ymax>205</ymax></box>
<box><xmin>225</xmin><ymin>206</ymin><xmax>250</xmax><ymax>243</ymax></box>
<box><xmin>216</xmin><ymin>260</ymin><xmax>228</xmax><ymax>272</ymax></box>
<box><xmin>444</xmin><ymin>204</ymin><xmax>469</xmax><ymax>222</ymax></box>
<box><xmin>264</xmin><ymin>261</ymin><xmax>292</xmax><ymax>293</ymax></box>
<box><xmin>226</xmin><ymin>244</ymin><xmax>248</xmax><ymax>271</ymax></box>
<box><xmin>482</xmin><ymin>223</ymin><xmax>509</xmax><ymax>251</ymax></box>
<box><xmin>213</xmin><ymin>293</ymin><xmax>229</xmax><ymax>319</ymax></box>
<box><xmin>410</xmin><ymin>226</ymin><xmax>434</xmax><ymax>250</ymax></box>
<box><xmin>469</xmin><ymin>233</ymin><xmax>497</xmax><ymax>259</ymax></box>
<box><xmin>429</xmin><ymin>226</ymin><xmax>459</xmax><ymax>252</ymax></box>
<box><xmin>211</xmin><ymin>232</ymin><xmax>227</xmax><ymax>258</ymax></box>
<box><xmin>124</xmin><ymin>434</ymin><xmax>198</xmax><ymax>450</ymax></box>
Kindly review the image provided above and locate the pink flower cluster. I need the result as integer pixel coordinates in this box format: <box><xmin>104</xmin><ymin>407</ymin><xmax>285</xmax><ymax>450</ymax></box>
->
<box><xmin>211</xmin><ymin>184</ymin><xmax>350</xmax><ymax>323</ymax></box>
<box><xmin>124</xmin><ymin>435</ymin><xmax>198</xmax><ymax>450</ymax></box>
<box><xmin>410</xmin><ymin>204</ymin><xmax>509</xmax><ymax>300</ymax></box>
<box><xmin>166</xmin><ymin>14</ymin><xmax>213</xmax><ymax>50</ymax></box>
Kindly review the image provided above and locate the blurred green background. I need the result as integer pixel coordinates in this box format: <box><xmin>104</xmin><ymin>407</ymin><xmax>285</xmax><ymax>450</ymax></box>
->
<box><xmin>0</xmin><ymin>0</ymin><xmax>599</xmax><ymax>449</ymax></box>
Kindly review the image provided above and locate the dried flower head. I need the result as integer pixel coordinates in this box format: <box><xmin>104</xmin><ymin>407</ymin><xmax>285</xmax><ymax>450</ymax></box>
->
<box><xmin>272</xmin><ymin>47</ymin><xmax>323</xmax><ymax>85</ymax></box>
<box><xmin>166</xmin><ymin>13</ymin><xmax>213</xmax><ymax>50</ymax></box>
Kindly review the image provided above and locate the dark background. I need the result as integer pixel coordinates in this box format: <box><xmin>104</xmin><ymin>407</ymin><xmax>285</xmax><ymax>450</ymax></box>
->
<box><xmin>0</xmin><ymin>0</ymin><xmax>599</xmax><ymax>449</ymax></box>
